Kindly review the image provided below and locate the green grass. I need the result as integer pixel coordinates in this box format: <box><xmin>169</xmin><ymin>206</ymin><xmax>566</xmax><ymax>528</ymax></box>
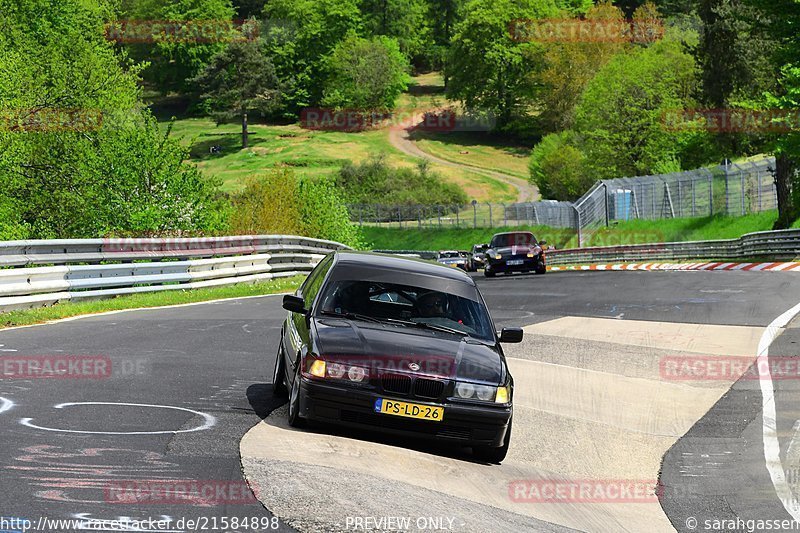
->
<box><xmin>360</xmin><ymin>211</ymin><xmax>781</xmax><ymax>251</ymax></box>
<box><xmin>158</xmin><ymin>71</ymin><xmax>518</xmax><ymax>202</ymax></box>
<box><xmin>410</xmin><ymin>130</ymin><xmax>532</xmax><ymax>179</ymax></box>
<box><xmin>0</xmin><ymin>275</ymin><xmax>305</xmax><ymax>329</ymax></box>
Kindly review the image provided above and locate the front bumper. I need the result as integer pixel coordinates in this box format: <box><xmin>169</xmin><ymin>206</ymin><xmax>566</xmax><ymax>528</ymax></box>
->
<box><xmin>486</xmin><ymin>257</ymin><xmax>542</xmax><ymax>273</ymax></box>
<box><xmin>299</xmin><ymin>378</ymin><xmax>512</xmax><ymax>447</ymax></box>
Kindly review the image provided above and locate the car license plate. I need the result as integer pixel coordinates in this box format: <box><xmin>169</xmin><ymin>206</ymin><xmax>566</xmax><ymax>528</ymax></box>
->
<box><xmin>374</xmin><ymin>399</ymin><xmax>444</xmax><ymax>422</ymax></box>
<box><xmin>507</xmin><ymin>259</ymin><xmax>524</xmax><ymax>265</ymax></box>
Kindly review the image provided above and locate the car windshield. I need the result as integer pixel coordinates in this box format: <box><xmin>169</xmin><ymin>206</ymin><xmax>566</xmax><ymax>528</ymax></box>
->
<box><xmin>317</xmin><ymin>279</ymin><xmax>494</xmax><ymax>340</ymax></box>
<box><xmin>490</xmin><ymin>233</ymin><xmax>537</xmax><ymax>248</ymax></box>
<box><xmin>439</xmin><ymin>251</ymin><xmax>460</xmax><ymax>258</ymax></box>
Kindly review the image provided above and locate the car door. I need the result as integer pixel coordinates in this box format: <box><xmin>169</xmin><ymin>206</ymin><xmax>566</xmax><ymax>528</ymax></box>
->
<box><xmin>283</xmin><ymin>254</ymin><xmax>334</xmax><ymax>382</ymax></box>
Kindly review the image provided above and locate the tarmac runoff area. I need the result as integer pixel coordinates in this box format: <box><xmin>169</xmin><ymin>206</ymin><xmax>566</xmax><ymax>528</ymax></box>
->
<box><xmin>240</xmin><ymin>316</ymin><xmax>764</xmax><ymax>532</ymax></box>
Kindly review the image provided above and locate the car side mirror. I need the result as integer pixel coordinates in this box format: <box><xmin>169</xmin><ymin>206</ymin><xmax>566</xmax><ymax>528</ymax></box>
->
<box><xmin>499</xmin><ymin>327</ymin><xmax>523</xmax><ymax>343</ymax></box>
<box><xmin>283</xmin><ymin>295</ymin><xmax>307</xmax><ymax>314</ymax></box>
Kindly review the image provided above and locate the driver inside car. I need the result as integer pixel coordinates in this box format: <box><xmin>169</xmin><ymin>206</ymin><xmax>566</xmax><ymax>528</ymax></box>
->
<box><xmin>416</xmin><ymin>291</ymin><xmax>449</xmax><ymax>318</ymax></box>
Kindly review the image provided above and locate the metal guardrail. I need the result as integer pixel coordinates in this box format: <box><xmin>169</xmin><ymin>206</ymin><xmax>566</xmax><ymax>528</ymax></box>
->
<box><xmin>547</xmin><ymin>229</ymin><xmax>800</xmax><ymax>265</ymax></box>
<box><xmin>0</xmin><ymin>235</ymin><xmax>349</xmax><ymax>313</ymax></box>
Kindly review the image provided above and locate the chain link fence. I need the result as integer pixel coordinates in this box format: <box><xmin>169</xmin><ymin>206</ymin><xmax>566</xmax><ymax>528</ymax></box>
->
<box><xmin>348</xmin><ymin>157</ymin><xmax>778</xmax><ymax>246</ymax></box>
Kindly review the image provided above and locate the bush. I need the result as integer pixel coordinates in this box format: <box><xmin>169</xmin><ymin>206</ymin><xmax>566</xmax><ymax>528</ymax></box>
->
<box><xmin>336</xmin><ymin>155</ymin><xmax>468</xmax><ymax>205</ymax></box>
<box><xmin>529</xmin><ymin>132</ymin><xmax>593</xmax><ymax>201</ymax></box>
<box><xmin>230</xmin><ymin>169</ymin><xmax>362</xmax><ymax>247</ymax></box>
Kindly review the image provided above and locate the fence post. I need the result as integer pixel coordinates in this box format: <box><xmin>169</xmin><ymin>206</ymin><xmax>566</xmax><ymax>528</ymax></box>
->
<box><xmin>708</xmin><ymin>172</ymin><xmax>713</xmax><ymax>216</ymax></box>
<box><xmin>691</xmin><ymin>179</ymin><xmax>696</xmax><ymax>217</ymax></box>
<box><xmin>502</xmin><ymin>203</ymin><xmax>507</xmax><ymax>227</ymax></box>
<box><xmin>602</xmin><ymin>182</ymin><xmax>609</xmax><ymax>227</ymax></box>
<box><xmin>472</xmin><ymin>200</ymin><xmax>477</xmax><ymax>228</ymax></box>
<box><xmin>488</xmin><ymin>203</ymin><xmax>493</xmax><ymax>228</ymax></box>
<box><xmin>455</xmin><ymin>206</ymin><xmax>460</xmax><ymax>227</ymax></box>
<box><xmin>398</xmin><ymin>206</ymin><xmax>402</xmax><ymax>229</ymax></box>
<box><xmin>573</xmin><ymin>205</ymin><xmax>582</xmax><ymax>248</ymax></box>
<box><xmin>740</xmin><ymin>167</ymin><xmax>745</xmax><ymax>215</ymax></box>
<box><xmin>417</xmin><ymin>205</ymin><xmax>422</xmax><ymax>229</ymax></box>
<box><xmin>724</xmin><ymin>166</ymin><xmax>729</xmax><ymax>215</ymax></box>
<box><xmin>358</xmin><ymin>204</ymin><xmax>363</xmax><ymax>227</ymax></box>
<box><xmin>437</xmin><ymin>205</ymin><xmax>442</xmax><ymax>228</ymax></box>
<box><xmin>758</xmin><ymin>169</ymin><xmax>762</xmax><ymax>212</ymax></box>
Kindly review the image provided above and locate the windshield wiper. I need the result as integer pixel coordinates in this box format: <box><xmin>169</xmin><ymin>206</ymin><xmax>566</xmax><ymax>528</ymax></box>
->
<box><xmin>319</xmin><ymin>310</ymin><xmax>383</xmax><ymax>323</ymax></box>
<box><xmin>381</xmin><ymin>318</ymin><xmax>471</xmax><ymax>338</ymax></box>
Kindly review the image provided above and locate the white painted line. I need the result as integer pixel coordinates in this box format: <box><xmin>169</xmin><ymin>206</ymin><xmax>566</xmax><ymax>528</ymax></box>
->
<box><xmin>20</xmin><ymin>402</ymin><xmax>216</xmax><ymax>435</ymax></box>
<box><xmin>0</xmin><ymin>292</ymin><xmax>291</xmax><ymax>334</ymax></box>
<box><xmin>0</xmin><ymin>397</ymin><xmax>14</xmax><ymax>414</ymax></box>
<box><xmin>758</xmin><ymin>300</ymin><xmax>800</xmax><ymax>518</ymax></box>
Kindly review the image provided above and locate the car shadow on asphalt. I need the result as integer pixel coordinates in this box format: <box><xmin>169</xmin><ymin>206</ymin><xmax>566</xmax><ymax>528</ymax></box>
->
<box><xmin>245</xmin><ymin>383</ymin><xmax>491</xmax><ymax>465</ymax></box>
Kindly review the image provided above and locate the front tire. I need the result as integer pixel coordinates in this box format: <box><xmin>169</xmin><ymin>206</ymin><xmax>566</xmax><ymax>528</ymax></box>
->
<box><xmin>287</xmin><ymin>363</ymin><xmax>306</xmax><ymax>428</ymax></box>
<box><xmin>484</xmin><ymin>269</ymin><xmax>495</xmax><ymax>278</ymax></box>
<box><xmin>272</xmin><ymin>344</ymin><xmax>287</xmax><ymax>397</ymax></box>
<box><xmin>535</xmin><ymin>264</ymin><xmax>547</xmax><ymax>275</ymax></box>
<box><xmin>474</xmin><ymin>418</ymin><xmax>511</xmax><ymax>464</ymax></box>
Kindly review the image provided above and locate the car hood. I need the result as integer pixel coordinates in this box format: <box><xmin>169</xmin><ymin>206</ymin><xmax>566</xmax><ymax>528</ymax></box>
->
<box><xmin>313</xmin><ymin>318</ymin><xmax>504</xmax><ymax>384</ymax></box>
<box><xmin>492</xmin><ymin>244</ymin><xmax>540</xmax><ymax>256</ymax></box>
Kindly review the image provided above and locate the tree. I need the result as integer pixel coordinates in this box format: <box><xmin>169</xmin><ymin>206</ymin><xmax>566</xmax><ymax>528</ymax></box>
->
<box><xmin>574</xmin><ymin>39</ymin><xmax>705</xmax><ymax>179</ymax></box>
<box><xmin>446</xmin><ymin>0</ymin><xmax>561</xmax><ymax>131</ymax></box>
<box><xmin>739</xmin><ymin>0</ymin><xmax>800</xmax><ymax>227</ymax></box>
<box><xmin>360</xmin><ymin>0</ymin><xmax>430</xmax><ymax>60</ymax></box>
<box><xmin>117</xmin><ymin>0</ymin><xmax>238</xmax><ymax>95</ymax></box>
<box><xmin>193</xmin><ymin>40</ymin><xmax>281</xmax><ymax>148</ymax></box>
<box><xmin>0</xmin><ymin>0</ymin><xmax>228</xmax><ymax>238</ymax></box>
<box><xmin>535</xmin><ymin>1</ymin><xmax>628</xmax><ymax>132</ymax></box>
<box><xmin>322</xmin><ymin>34</ymin><xmax>410</xmax><ymax>111</ymax></box>
<box><xmin>263</xmin><ymin>0</ymin><xmax>362</xmax><ymax>114</ymax></box>
<box><xmin>425</xmin><ymin>0</ymin><xmax>464</xmax><ymax>75</ymax></box>
<box><xmin>529</xmin><ymin>131</ymin><xmax>591</xmax><ymax>200</ymax></box>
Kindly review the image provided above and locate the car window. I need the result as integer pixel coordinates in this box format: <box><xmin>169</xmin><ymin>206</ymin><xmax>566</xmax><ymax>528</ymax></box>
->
<box><xmin>490</xmin><ymin>233</ymin><xmax>537</xmax><ymax>247</ymax></box>
<box><xmin>300</xmin><ymin>254</ymin><xmax>333</xmax><ymax>307</ymax></box>
<box><xmin>317</xmin><ymin>279</ymin><xmax>494</xmax><ymax>340</ymax></box>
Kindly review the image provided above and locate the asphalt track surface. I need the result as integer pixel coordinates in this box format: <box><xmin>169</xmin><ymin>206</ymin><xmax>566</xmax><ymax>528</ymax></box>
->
<box><xmin>2</xmin><ymin>270</ymin><xmax>800</xmax><ymax>532</ymax></box>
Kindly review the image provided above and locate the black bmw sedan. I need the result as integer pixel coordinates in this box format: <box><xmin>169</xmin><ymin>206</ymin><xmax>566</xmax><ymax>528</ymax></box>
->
<box><xmin>272</xmin><ymin>251</ymin><xmax>522</xmax><ymax>463</ymax></box>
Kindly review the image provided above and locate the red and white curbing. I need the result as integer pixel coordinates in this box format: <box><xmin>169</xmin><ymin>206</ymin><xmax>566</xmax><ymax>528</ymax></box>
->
<box><xmin>548</xmin><ymin>261</ymin><xmax>800</xmax><ymax>273</ymax></box>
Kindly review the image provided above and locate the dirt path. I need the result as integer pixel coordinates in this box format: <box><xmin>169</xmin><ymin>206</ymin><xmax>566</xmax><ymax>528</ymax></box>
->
<box><xmin>387</xmin><ymin>126</ymin><xmax>539</xmax><ymax>203</ymax></box>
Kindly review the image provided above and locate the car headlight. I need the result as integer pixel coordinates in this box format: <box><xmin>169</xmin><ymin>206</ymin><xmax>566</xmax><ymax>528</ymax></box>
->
<box><xmin>454</xmin><ymin>382</ymin><xmax>507</xmax><ymax>403</ymax></box>
<box><xmin>475</xmin><ymin>385</ymin><xmax>495</xmax><ymax>401</ymax></box>
<box><xmin>455</xmin><ymin>382</ymin><xmax>475</xmax><ymax>398</ymax></box>
<box><xmin>494</xmin><ymin>254</ymin><xmax>502</xmax><ymax>260</ymax></box>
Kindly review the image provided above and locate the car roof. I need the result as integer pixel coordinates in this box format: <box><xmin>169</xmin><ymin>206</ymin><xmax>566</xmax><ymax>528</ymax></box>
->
<box><xmin>333</xmin><ymin>251</ymin><xmax>474</xmax><ymax>284</ymax></box>
<box><xmin>492</xmin><ymin>231</ymin><xmax>534</xmax><ymax>237</ymax></box>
